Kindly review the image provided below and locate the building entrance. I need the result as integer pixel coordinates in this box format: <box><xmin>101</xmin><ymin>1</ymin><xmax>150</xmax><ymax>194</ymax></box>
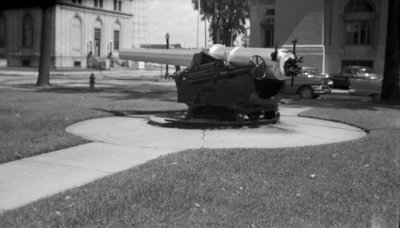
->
<box><xmin>94</xmin><ymin>28</ymin><xmax>101</xmax><ymax>57</ymax></box>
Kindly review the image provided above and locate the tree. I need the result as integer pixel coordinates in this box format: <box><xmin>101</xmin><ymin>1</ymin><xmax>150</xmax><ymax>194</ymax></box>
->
<box><xmin>36</xmin><ymin>2</ymin><xmax>53</xmax><ymax>87</ymax></box>
<box><xmin>192</xmin><ymin>0</ymin><xmax>249</xmax><ymax>46</ymax></box>
<box><xmin>3</xmin><ymin>0</ymin><xmax>55</xmax><ymax>87</ymax></box>
<box><xmin>381</xmin><ymin>0</ymin><xmax>400</xmax><ymax>101</ymax></box>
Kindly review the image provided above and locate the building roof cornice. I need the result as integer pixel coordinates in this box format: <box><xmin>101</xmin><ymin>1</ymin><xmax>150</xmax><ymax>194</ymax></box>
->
<box><xmin>58</xmin><ymin>2</ymin><xmax>133</xmax><ymax>17</ymax></box>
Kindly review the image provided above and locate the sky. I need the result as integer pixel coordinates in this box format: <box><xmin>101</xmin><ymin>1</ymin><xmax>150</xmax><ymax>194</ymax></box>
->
<box><xmin>143</xmin><ymin>0</ymin><xmax>210</xmax><ymax>48</ymax></box>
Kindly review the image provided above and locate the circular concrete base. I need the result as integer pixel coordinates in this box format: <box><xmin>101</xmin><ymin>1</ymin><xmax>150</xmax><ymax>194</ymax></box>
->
<box><xmin>66</xmin><ymin>108</ymin><xmax>367</xmax><ymax>149</ymax></box>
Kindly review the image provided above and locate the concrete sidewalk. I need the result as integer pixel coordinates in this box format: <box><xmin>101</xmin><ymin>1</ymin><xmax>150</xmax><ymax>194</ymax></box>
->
<box><xmin>0</xmin><ymin>107</ymin><xmax>366</xmax><ymax>212</ymax></box>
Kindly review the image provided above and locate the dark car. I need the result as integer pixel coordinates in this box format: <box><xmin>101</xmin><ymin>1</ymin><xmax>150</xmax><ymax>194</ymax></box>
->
<box><xmin>348</xmin><ymin>73</ymin><xmax>384</xmax><ymax>101</ymax></box>
<box><xmin>329</xmin><ymin>66</ymin><xmax>380</xmax><ymax>89</ymax></box>
<box><xmin>282</xmin><ymin>66</ymin><xmax>331</xmax><ymax>99</ymax></box>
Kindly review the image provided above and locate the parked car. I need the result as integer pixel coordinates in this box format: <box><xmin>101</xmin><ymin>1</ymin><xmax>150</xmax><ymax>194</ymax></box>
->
<box><xmin>282</xmin><ymin>66</ymin><xmax>331</xmax><ymax>99</ymax></box>
<box><xmin>329</xmin><ymin>66</ymin><xmax>381</xmax><ymax>89</ymax></box>
<box><xmin>348</xmin><ymin>74</ymin><xmax>383</xmax><ymax>101</ymax></box>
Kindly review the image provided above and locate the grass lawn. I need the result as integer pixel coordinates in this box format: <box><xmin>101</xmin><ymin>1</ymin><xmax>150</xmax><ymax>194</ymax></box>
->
<box><xmin>0</xmin><ymin>82</ymin><xmax>184</xmax><ymax>163</ymax></box>
<box><xmin>1</xmin><ymin>82</ymin><xmax>400</xmax><ymax>227</ymax></box>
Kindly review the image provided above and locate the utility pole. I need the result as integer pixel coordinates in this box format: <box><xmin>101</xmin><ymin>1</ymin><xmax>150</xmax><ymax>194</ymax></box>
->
<box><xmin>165</xmin><ymin>33</ymin><xmax>170</xmax><ymax>78</ymax></box>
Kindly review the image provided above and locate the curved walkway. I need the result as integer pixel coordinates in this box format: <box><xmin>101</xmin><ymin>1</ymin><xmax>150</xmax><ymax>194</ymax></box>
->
<box><xmin>0</xmin><ymin>107</ymin><xmax>366</xmax><ymax>212</ymax></box>
<box><xmin>67</xmin><ymin>110</ymin><xmax>365</xmax><ymax>149</ymax></box>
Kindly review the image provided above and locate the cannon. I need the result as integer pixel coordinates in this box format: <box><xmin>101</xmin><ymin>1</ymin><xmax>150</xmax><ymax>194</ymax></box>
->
<box><xmin>119</xmin><ymin>42</ymin><xmax>302</xmax><ymax>126</ymax></box>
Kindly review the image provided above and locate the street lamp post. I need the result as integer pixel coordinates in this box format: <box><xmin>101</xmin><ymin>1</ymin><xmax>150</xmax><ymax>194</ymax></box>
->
<box><xmin>89</xmin><ymin>39</ymin><xmax>93</xmax><ymax>70</ymax></box>
<box><xmin>109</xmin><ymin>40</ymin><xmax>113</xmax><ymax>58</ymax></box>
<box><xmin>109</xmin><ymin>40</ymin><xmax>113</xmax><ymax>68</ymax></box>
<box><xmin>165</xmin><ymin>33</ymin><xmax>170</xmax><ymax>79</ymax></box>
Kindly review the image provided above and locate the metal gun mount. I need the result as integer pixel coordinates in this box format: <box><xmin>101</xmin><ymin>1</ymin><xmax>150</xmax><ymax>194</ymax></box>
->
<box><xmin>119</xmin><ymin>42</ymin><xmax>302</xmax><ymax>127</ymax></box>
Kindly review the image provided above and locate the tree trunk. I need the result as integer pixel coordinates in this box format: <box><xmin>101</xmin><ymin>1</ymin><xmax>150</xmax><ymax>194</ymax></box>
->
<box><xmin>381</xmin><ymin>0</ymin><xmax>400</xmax><ymax>101</ymax></box>
<box><xmin>36</xmin><ymin>4</ymin><xmax>52</xmax><ymax>87</ymax></box>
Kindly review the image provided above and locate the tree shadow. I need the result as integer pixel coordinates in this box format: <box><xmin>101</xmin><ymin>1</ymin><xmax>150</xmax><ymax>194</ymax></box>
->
<box><xmin>10</xmin><ymin>82</ymin><xmax>400</xmax><ymax>112</ymax></box>
<box><xmin>28</xmin><ymin>83</ymin><xmax>178</xmax><ymax>102</ymax></box>
<box><xmin>283</xmin><ymin>94</ymin><xmax>400</xmax><ymax>111</ymax></box>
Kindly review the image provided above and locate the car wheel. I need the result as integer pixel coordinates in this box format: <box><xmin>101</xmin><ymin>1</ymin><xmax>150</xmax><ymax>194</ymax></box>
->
<box><xmin>248</xmin><ymin>112</ymin><xmax>260</xmax><ymax>121</ymax></box>
<box><xmin>371</xmin><ymin>94</ymin><xmax>381</xmax><ymax>102</ymax></box>
<box><xmin>299</xmin><ymin>86</ymin><xmax>314</xmax><ymax>99</ymax></box>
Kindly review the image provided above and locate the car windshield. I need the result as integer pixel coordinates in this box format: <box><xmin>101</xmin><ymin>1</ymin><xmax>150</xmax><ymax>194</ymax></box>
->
<box><xmin>303</xmin><ymin>68</ymin><xmax>320</xmax><ymax>76</ymax></box>
<box><xmin>357</xmin><ymin>67</ymin><xmax>375</xmax><ymax>74</ymax></box>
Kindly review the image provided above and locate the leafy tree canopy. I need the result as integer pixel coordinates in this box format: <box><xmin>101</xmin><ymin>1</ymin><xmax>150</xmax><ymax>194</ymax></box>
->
<box><xmin>192</xmin><ymin>0</ymin><xmax>250</xmax><ymax>46</ymax></box>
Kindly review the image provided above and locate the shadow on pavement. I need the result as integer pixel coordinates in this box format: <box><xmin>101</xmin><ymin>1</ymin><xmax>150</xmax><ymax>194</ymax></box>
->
<box><xmin>93</xmin><ymin>108</ymin><xmax>186</xmax><ymax>117</ymax></box>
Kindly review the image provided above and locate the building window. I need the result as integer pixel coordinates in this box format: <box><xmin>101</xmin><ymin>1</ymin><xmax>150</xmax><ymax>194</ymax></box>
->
<box><xmin>114</xmin><ymin>30</ymin><xmax>120</xmax><ymax>50</ymax></box>
<box><xmin>114</xmin><ymin>0</ymin><xmax>122</xmax><ymax>11</ymax></box>
<box><xmin>263</xmin><ymin>27</ymin><xmax>274</xmax><ymax>48</ymax></box>
<box><xmin>0</xmin><ymin>16</ymin><xmax>5</xmax><ymax>47</ymax></box>
<box><xmin>344</xmin><ymin>0</ymin><xmax>375</xmax><ymax>46</ymax></box>
<box><xmin>94</xmin><ymin>0</ymin><xmax>103</xmax><ymax>8</ymax></box>
<box><xmin>264</xmin><ymin>8</ymin><xmax>275</xmax><ymax>16</ymax></box>
<box><xmin>22</xmin><ymin>15</ymin><xmax>33</xmax><ymax>48</ymax></box>
<box><xmin>345</xmin><ymin>21</ymin><xmax>370</xmax><ymax>45</ymax></box>
<box><xmin>94</xmin><ymin>28</ymin><xmax>101</xmax><ymax>56</ymax></box>
<box><xmin>22</xmin><ymin>60</ymin><xmax>30</xmax><ymax>66</ymax></box>
<box><xmin>344</xmin><ymin>0</ymin><xmax>375</xmax><ymax>13</ymax></box>
<box><xmin>71</xmin><ymin>17</ymin><xmax>82</xmax><ymax>53</ymax></box>
<box><xmin>72</xmin><ymin>0</ymin><xmax>82</xmax><ymax>4</ymax></box>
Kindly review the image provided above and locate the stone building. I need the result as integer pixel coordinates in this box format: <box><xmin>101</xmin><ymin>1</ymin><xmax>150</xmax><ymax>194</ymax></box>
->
<box><xmin>249</xmin><ymin>0</ymin><xmax>388</xmax><ymax>74</ymax></box>
<box><xmin>0</xmin><ymin>0</ymin><xmax>134</xmax><ymax>68</ymax></box>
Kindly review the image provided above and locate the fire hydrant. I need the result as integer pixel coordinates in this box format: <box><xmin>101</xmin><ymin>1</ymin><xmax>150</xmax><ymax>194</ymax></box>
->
<box><xmin>89</xmin><ymin>73</ymin><xmax>95</xmax><ymax>90</ymax></box>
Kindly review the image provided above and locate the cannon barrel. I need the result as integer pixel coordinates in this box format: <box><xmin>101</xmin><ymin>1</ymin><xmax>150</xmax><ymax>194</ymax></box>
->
<box><xmin>119</xmin><ymin>44</ymin><xmax>299</xmax><ymax>81</ymax></box>
<box><xmin>119</xmin><ymin>48</ymin><xmax>201</xmax><ymax>67</ymax></box>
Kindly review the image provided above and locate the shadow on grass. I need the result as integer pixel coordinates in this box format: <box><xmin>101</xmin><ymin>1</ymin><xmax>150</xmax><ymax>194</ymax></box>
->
<box><xmin>12</xmin><ymin>83</ymin><xmax>400</xmax><ymax>111</ymax></box>
<box><xmin>26</xmin><ymin>84</ymin><xmax>179</xmax><ymax>102</ymax></box>
<box><xmin>103</xmin><ymin>90</ymin><xmax>177</xmax><ymax>103</ymax></box>
<box><xmin>284</xmin><ymin>95</ymin><xmax>400</xmax><ymax>112</ymax></box>
<box><xmin>104</xmin><ymin>76</ymin><xmax>166</xmax><ymax>82</ymax></box>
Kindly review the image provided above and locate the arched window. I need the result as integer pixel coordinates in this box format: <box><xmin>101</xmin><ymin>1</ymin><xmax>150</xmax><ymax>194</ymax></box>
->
<box><xmin>0</xmin><ymin>16</ymin><xmax>5</xmax><ymax>47</ymax></box>
<box><xmin>344</xmin><ymin>0</ymin><xmax>375</xmax><ymax>13</ymax></box>
<box><xmin>71</xmin><ymin>16</ymin><xmax>82</xmax><ymax>54</ymax></box>
<box><xmin>344</xmin><ymin>0</ymin><xmax>376</xmax><ymax>46</ymax></box>
<box><xmin>22</xmin><ymin>15</ymin><xmax>33</xmax><ymax>48</ymax></box>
